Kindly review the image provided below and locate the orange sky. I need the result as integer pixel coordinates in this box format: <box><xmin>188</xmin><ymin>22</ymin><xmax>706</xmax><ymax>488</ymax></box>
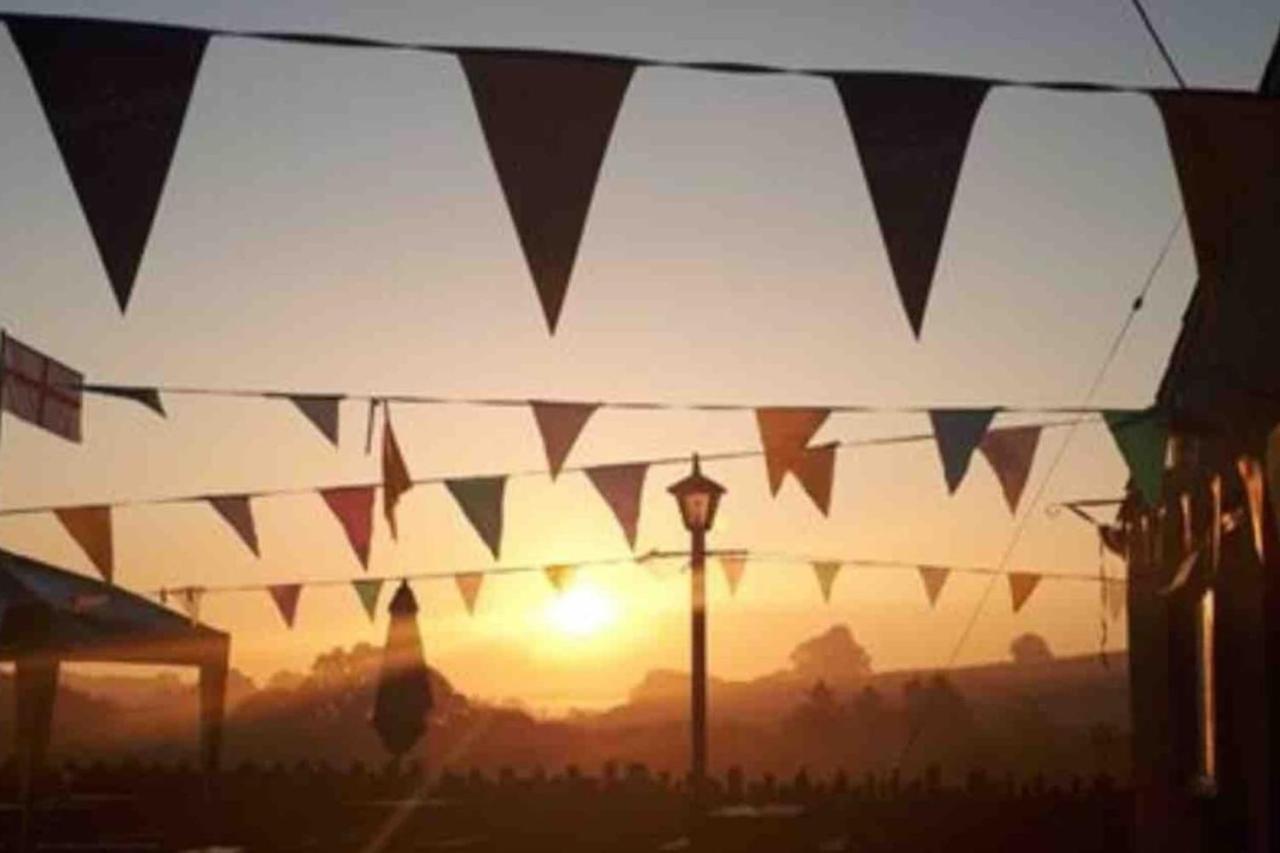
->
<box><xmin>0</xmin><ymin>0</ymin><xmax>1274</xmax><ymax>712</ymax></box>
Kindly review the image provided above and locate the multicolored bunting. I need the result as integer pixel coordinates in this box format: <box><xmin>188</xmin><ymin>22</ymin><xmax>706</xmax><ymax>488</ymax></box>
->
<box><xmin>320</xmin><ymin>486</ymin><xmax>375</xmax><ymax>568</ymax></box>
<box><xmin>459</xmin><ymin>53</ymin><xmax>635</xmax><ymax>333</ymax></box>
<box><xmin>83</xmin><ymin>384</ymin><xmax>166</xmax><ymax>418</ymax></box>
<box><xmin>1154</xmin><ymin>92</ymin><xmax>1280</xmax><ymax>292</ymax></box>
<box><xmin>381</xmin><ymin>416</ymin><xmax>412</xmax><ymax>540</ymax></box>
<box><xmin>207</xmin><ymin>495</ymin><xmax>259</xmax><ymax>557</ymax></box>
<box><xmin>372</xmin><ymin>581</ymin><xmax>432</xmax><ymax>758</ymax></box>
<box><xmin>792</xmin><ymin>442</ymin><xmax>837</xmax><ymax>515</ymax></box>
<box><xmin>268</xmin><ymin>583</ymin><xmax>302</xmax><ymax>628</ymax></box>
<box><xmin>454</xmin><ymin>571</ymin><xmax>484</xmax><ymax>614</ymax></box>
<box><xmin>0</xmin><ymin>334</ymin><xmax>82</xmax><ymax>442</ymax></box>
<box><xmin>352</xmin><ymin>578</ymin><xmax>383</xmax><ymax>622</ymax></box>
<box><xmin>445</xmin><ymin>476</ymin><xmax>506</xmax><ymax>559</ymax></box>
<box><xmin>531</xmin><ymin>401</ymin><xmax>598</xmax><ymax>478</ymax></box>
<box><xmin>755</xmin><ymin>408</ymin><xmax>831</xmax><ymax>495</ymax></box>
<box><xmin>833</xmin><ymin>74</ymin><xmax>991</xmax><ymax>338</ymax></box>
<box><xmin>978</xmin><ymin>425</ymin><xmax>1041</xmax><ymax>514</ymax></box>
<box><xmin>545</xmin><ymin>563</ymin><xmax>574</xmax><ymax>593</ymax></box>
<box><xmin>813</xmin><ymin>560</ymin><xmax>842</xmax><ymax>603</ymax></box>
<box><xmin>54</xmin><ymin>505</ymin><xmax>112</xmax><ymax>582</ymax></box>
<box><xmin>288</xmin><ymin>395</ymin><xmax>341</xmax><ymax>447</ymax></box>
<box><xmin>585</xmin><ymin>462</ymin><xmax>647</xmax><ymax>549</ymax></box>
<box><xmin>719</xmin><ymin>553</ymin><xmax>746</xmax><ymax>596</ymax></box>
<box><xmin>1237</xmin><ymin>454</ymin><xmax>1266</xmax><ymax>563</ymax></box>
<box><xmin>1103</xmin><ymin>410</ymin><xmax>1167</xmax><ymax>508</ymax></box>
<box><xmin>917</xmin><ymin>565</ymin><xmax>949</xmax><ymax>607</ymax></box>
<box><xmin>1007</xmin><ymin>572</ymin><xmax>1041</xmax><ymax>613</ymax></box>
<box><xmin>929</xmin><ymin>409</ymin><xmax>996</xmax><ymax>494</ymax></box>
<box><xmin>7</xmin><ymin>16</ymin><xmax>207</xmax><ymax>312</ymax></box>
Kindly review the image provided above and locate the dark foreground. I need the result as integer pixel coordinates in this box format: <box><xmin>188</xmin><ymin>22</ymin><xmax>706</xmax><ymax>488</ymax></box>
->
<box><xmin>1</xmin><ymin>761</ymin><xmax>1132</xmax><ymax>852</ymax></box>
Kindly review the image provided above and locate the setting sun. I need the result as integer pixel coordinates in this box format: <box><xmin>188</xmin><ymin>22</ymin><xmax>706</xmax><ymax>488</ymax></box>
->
<box><xmin>545</xmin><ymin>584</ymin><xmax>619</xmax><ymax>637</ymax></box>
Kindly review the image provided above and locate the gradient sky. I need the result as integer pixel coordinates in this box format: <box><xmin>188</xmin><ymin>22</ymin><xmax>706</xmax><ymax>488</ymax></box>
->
<box><xmin>0</xmin><ymin>0</ymin><xmax>1276</xmax><ymax>712</ymax></box>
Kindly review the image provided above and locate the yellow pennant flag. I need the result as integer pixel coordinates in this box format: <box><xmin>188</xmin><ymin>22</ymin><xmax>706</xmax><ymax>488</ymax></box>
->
<box><xmin>719</xmin><ymin>554</ymin><xmax>747</xmax><ymax>596</ymax></box>
<box><xmin>545</xmin><ymin>564</ymin><xmax>575</xmax><ymax>593</ymax></box>
<box><xmin>813</xmin><ymin>561</ymin><xmax>842</xmax><ymax>603</ymax></box>
<box><xmin>455</xmin><ymin>572</ymin><xmax>484</xmax><ymax>614</ymax></box>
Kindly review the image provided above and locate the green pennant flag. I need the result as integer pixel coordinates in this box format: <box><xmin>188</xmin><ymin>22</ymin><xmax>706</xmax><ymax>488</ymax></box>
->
<box><xmin>352</xmin><ymin>578</ymin><xmax>383</xmax><ymax>622</ymax></box>
<box><xmin>1103</xmin><ymin>410</ymin><xmax>1168</xmax><ymax>507</ymax></box>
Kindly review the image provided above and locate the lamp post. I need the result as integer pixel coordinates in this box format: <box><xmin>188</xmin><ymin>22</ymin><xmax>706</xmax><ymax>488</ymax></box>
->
<box><xmin>668</xmin><ymin>454</ymin><xmax>725</xmax><ymax>822</ymax></box>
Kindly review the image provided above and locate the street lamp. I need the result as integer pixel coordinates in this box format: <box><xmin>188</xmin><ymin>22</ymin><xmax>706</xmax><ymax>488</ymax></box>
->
<box><xmin>667</xmin><ymin>454</ymin><xmax>725</xmax><ymax>820</ymax></box>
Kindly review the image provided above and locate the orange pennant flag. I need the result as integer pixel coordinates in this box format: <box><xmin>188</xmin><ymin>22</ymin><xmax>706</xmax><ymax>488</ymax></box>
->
<box><xmin>917</xmin><ymin>565</ymin><xmax>949</xmax><ymax>607</ymax></box>
<box><xmin>382</xmin><ymin>416</ymin><xmax>412</xmax><ymax>540</ymax></box>
<box><xmin>1007</xmin><ymin>572</ymin><xmax>1041</xmax><ymax>613</ymax></box>
<box><xmin>531</xmin><ymin>401</ymin><xmax>597</xmax><ymax>479</ymax></box>
<box><xmin>545</xmin><ymin>564</ymin><xmax>574</xmax><ymax>593</ymax></box>
<box><xmin>755</xmin><ymin>408</ymin><xmax>830</xmax><ymax>495</ymax></box>
<box><xmin>54</xmin><ymin>505</ymin><xmax>113</xmax><ymax>583</ymax></box>
<box><xmin>719</xmin><ymin>553</ymin><xmax>747</xmax><ymax>596</ymax></box>
<box><xmin>455</xmin><ymin>572</ymin><xmax>484</xmax><ymax>614</ymax></box>
<box><xmin>268</xmin><ymin>584</ymin><xmax>302</xmax><ymax>628</ymax></box>
<box><xmin>813</xmin><ymin>561</ymin><xmax>842</xmax><ymax>603</ymax></box>
<box><xmin>1237</xmin><ymin>454</ymin><xmax>1265</xmax><ymax>563</ymax></box>
<box><xmin>792</xmin><ymin>442</ymin><xmax>837</xmax><ymax>515</ymax></box>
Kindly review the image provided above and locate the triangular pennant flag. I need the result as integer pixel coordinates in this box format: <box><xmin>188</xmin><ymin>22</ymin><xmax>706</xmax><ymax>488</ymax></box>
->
<box><xmin>813</xmin><ymin>561</ymin><xmax>842</xmax><ymax>603</ymax></box>
<box><xmin>83</xmin><ymin>384</ymin><xmax>166</xmax><ymax>418</ymax></box>
<box><xmin>929</xmin><ymin>409</ymin><xmax>997</xmax><ymax>494</ymax></box>
<box><xmin>978</xmin><ymin>425</ymin><xmax>1041</xmax><ymax>514</ymax></box>
<box><xmin>268</xmin><ymin>584</ymin><xmax>302</xmax><ymax>629</ymax></box>
<box><xmin>1007</xmin><ymin>572</ymin><xmax>1041</xmax><ymax>613</ymax></box>
<box><xmin>176</xmin><ymin>587</ymin><xmax>203</xmax><ymax>625</ymax></box>
<box><xmin>459</xmin><ymin>53</ymin><xmax>635</xmax><ymax>333</ymax></box>
<box><xmin>454</xmin><ymin>572</ymin><xmax>484</xmax><ymax>614</ymax></box>
<box><xmin>1104</xmin><ymin>579</ymin><xmax>1126</xmax><ymax>621</ymax></box>
<box><xmin>445</xmin><ymin>477</ymin><xmax>506</xmax><ymax>559</ymax></box>
<box><xmin>531</xmin><ymin>401</ymin><xmax>598</xmax><ymax>479</ymax></box>
<box><xmin>585</xmin><ymin>462</ymin><xmax>647</xmax><ymax>549</ymax></box>
<box><xmin>1237</xmin><ymin>454</ymin><xmax>1266</xmax><ymax>563</ymax></box>
<box><xmin>792</xmin><ymin>442</ymin><xmax>838</xmax><ymax>515</ymax></box>
<box><xmin>917</xmin><ymin>565</ymin><xmax>949</xmax><ymax>608</ymax></box>
<box><xmin>755</xmin><ymin>408</ymin><xmax>831</xmax><ymax>495</ymax></box>
<box><xmin>719</xmin><ymin>553</ymin><xmax>747</xmax><ymax>596</ymax></box>
<box><xmin>287</xmin><ymin>395</ymin><xmax>341</xmax><ymax>447</ymax></box>
<box><xmin>381</xmin><ymin>417</ymin><xmax>412</xmax><ymax>540</ymax></box>
<box><xmin>545</xmin><ymin>563</ymin><xmax>575</xmax><ymax>593</ymax></box>
<box><xmin>7</xmin><ymin>17</ymin><xmax>208</xmax><ymax>312</ymax></box>
<box><xmin>832</xmin><ymin>73</ymin><xmax>992</xmax><ymax>337</ymax></box>
<box><xmin>54</xmin><ymin>505</ymin><xmax>113</xmax><ymax>583</ymax></box>
<box><xmin>207</xmin><ymin>495</ymin><xmax>259</xmax><ymax>557</ymax></box>
<box><xmin>1099</xmin><ymin>525</ymin><xmax>1126</xmax><ymax>557</ymax></box>
<box><xmin>352</xmin><ymin>578</ymin><xmax>383</xmax><ymax>622</ymax></box>
<box><xmin>1153</xmin><ymin>93</ymin><xmax>1280</xmax><ymax>291</ymax></box>
<box><xmin>1103</xmin><ymin>410</ymin><xmax>1168</xmax><ymax>508</ymax></box>
<box><xmin>320</xmin><ymin>486</ymin><xmax>375</xmax><ymax>568</ymax></box>
<box><xmin>1159</xmin><ymin>549</ymin><xmax>1200</xmax><ymax>596</ymax></box>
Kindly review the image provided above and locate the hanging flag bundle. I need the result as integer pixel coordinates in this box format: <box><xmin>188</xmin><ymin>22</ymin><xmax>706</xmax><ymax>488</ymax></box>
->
<box><xmin>0</xmin><ymin>334</ymin><xmax>83</xmax><ymax>442</ymax></box>
<box><xmin>372</xmin><ymin>581</ymin><xmax>433</xmax><ymax>759</ymax></box>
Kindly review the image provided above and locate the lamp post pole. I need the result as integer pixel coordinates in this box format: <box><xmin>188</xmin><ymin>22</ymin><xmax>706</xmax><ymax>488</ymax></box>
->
<box><xmin>690</xmin><ymin>523</ymin><xmax>708</xmax><ymax>814</ymax></box>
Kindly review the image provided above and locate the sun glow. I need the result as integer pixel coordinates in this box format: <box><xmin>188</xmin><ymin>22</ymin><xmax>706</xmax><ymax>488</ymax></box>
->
<box><xmin>546</xmin><ymin>584</ymin><xmax>619</xmax><ymax>637</ymax></box>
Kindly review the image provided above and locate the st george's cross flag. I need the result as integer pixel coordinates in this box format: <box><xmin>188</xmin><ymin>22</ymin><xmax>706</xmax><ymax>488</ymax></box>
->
<box><xmin>0</xmin><ymin>333</ymin><xmax>83</xmax><ymax>442</ymax></box>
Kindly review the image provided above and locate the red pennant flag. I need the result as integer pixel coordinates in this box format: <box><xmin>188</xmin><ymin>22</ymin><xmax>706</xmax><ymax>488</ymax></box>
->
<box><xmin>545</xmin><ymin>564</ymin><xmax>575</xmax><ymax>593</ymax></box>
<box><xmin>7</xmin><ymin>17</ymin><xmax>208</xmax><ymax>312</ymax></box>
<box><xmin>792</xmin><ymin>442</ymin><xmax>837</xmax><ymax>515</ymax></box>
<box><xmin>585</xmin><ymin>462</ymin><xmax>647</xmax><ymax>549</ymax></box>
<box><xmin>531</xmin><ymin>401</ymin><xmax>598</xmax><ymax>479</ymax></box>
<box><xmin>719</xmin><ymin>553</ymin><xmax>747</xmax><ymax>597</ymax></box>
<box><xmin>1237</xmin><ymin>454</ymin><xmax>1266</xmax><ymax>563</ymax></box>
<box><xmin>454</xmin><ymin>572</ymin><xmax>484</xmax><ymax>614</ymax></box>
<box><xmin>930</xmin><ymin>409</ymin><xmax>997</xmax><ymax>494</ymax></box>
<box><xmin>320</xmin><ymin>486</ymin><xmax>375</xmax><ymax>568</ymax></box>
<box><xmin>1</xmin><ymin>334</ymin><xmax>83</xmax><ymax>442</ymax></box>
<box><xmin>382</xmin><ymin>417</ymin><xmax>412</xmax><ymax>540</ymax></box>
<box><xmin>813</xmin><ymin>561</ymin><xmax>842</xmax><ymax>603</ymax></box>
<box><xmin>268</xmin><ymin>584</ymin><xmax>302</xmax><ymax>628</ymax></box>
<box><xmin>1007</xmin><ymin>572</ymin><xmax>1041</xmax><ymax>614</ymax></box>
<box><xmin>978</xmin><ymin>425</ymin><xmax>1041</xmax><ymax>514</ymax></box>
<box><xmin>917</xmin><ymin>565</ymin><xmax>949</xmax><ymax>607</ymax></box>
<box><xmin>755</xmin><ymin>408</ymin><xmax>831</xmax><ymax>495</ymax></box>
<box><xmin>832</xmin><ymin>73</ymin><xmax>992</xmax><ymax>337</ymax></box>
<box><xmin>459</xmin><ymin>53</ymin><xmax>635</xmax><ymax>333</ymax></box>
<box><xmin>207</xmin><ymin>495</ymin><xmax>259</xmax><ymax>557</ymax></box>
<box><xmin>288</xmin><ymin>395</ymin><xmax>341</xmax><ymax>447</ymax></box>
<box><xmin>445</xmin><ymin>477</ymin><xmax>506</xmax><ymax>559</ymax></box>
<box><xmin>54</xmin><ymin>505</ymin><xmax>113</xmax><ymax>583</ymax></box>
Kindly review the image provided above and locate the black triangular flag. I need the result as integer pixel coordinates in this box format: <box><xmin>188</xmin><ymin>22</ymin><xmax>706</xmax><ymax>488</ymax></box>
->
<box><xmin>459</xmin><ymin>52</ymin><xmax>634</xmax><ymax>333</ymax></box>
<box><xmin>832</xmin><ymin>73</ymin><xmax>991</xmax><ymax>338</ymax></box>
<box><xmin>83</xmin><ymin>384</ymin><xmax>166</xmax><ymax>418</ymax></box>
<box><xmin>7</xmin><ymin>16</ymin><xmax>208</xmax><ymax>312</ymax></box>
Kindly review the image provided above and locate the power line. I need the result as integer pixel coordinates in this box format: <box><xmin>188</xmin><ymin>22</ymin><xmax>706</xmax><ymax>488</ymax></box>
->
<box><xmin>1127</xmin><ymin>0</ymin><xmax>1189</xmax><ymax>87</ymax></box>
